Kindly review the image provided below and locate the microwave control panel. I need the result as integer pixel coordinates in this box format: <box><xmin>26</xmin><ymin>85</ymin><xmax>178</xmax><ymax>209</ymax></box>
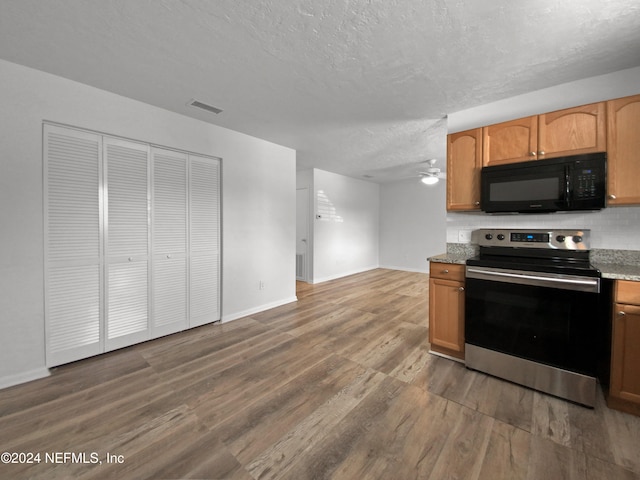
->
<box><xmin>575</xmin><ymin>168</ymin><xmax>599</xmax><ymax>199</ymax></box>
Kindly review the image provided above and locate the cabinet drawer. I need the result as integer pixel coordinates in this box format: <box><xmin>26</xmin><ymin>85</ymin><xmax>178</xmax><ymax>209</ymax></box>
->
<box><xmin>430</xmin><ymin>262</ymin><xmax>465</xmax><ymax>282</ymax></box>
<box><xmin>615</xmin><ymin>280</ymin><xmax>640</xmax><ymax>305</ymax></box>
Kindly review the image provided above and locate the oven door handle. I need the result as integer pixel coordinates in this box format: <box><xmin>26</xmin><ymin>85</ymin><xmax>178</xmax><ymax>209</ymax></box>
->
<box><xmin>466</xmin><ymin>266</ymin><xmax>600</xmax><ymax>293</ymax></box>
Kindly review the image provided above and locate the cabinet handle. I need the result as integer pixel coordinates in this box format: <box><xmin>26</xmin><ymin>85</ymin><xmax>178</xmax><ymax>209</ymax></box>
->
<box><xmin>618</xmin><ymin>311</ymin><xmax>626</xmax><ymax>317</ymax></box>
<box><xmin>474</xmin><ymin>201</ymin><xmax>480</xmax><ymax>206</ymax></box>
<box><xmin>608</xmin><ymin>194</ymin><xmax>617</xmax><ymax>200</ymax></box>
<box><xmin>128</xmin><ymin>257</ymin><xmax>133</xmax><ymax>262</ymax></box>
<box><xmin>529</xmin><ymin>151</ymin><xmax>536</xmax><ymax>156</ymax></box>
<box><xmin>442</xmin><ymin>269</ymin><xmax>449</xmax><ymax>274</ymax></box>
<box><xmin>458</xmin><ymin>286</ymin><xmax>465</xmax><ymax>292</ymax></box>
<box><xmin>538</xmin><ymin>150</ymin><xmax>545</xmax><ymax>155</ymax></box>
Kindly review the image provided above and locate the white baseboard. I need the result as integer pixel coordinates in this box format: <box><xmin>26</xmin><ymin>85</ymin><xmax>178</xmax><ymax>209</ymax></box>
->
<box><xmin>0</xmin><ymin>367</ymin><xmax>50</xmax><ymax>390</ymax></box>
<box><xmin>221</xmin><ymin>296</ymin><xmax>298</xmax><ymax>323</ymax></box>
<box><xmin>378</xmin><ymin>264</ymin><xmax>429</xmax><ymax>274</ymax></box>
<box><xmin>312</xmin><ymin>265</ymin><xmax>379</xmax><ymax>284</ymax></box>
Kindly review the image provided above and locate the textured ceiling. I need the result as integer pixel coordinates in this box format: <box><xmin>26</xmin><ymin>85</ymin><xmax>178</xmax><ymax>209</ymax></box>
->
<box><xmin>1</xmin><ymin>1</ymin><xmax>639</xmax><ymax>182</ymax></box>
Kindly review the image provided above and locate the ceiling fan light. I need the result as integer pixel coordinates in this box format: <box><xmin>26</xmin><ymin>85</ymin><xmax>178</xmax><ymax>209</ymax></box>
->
<box><xmin>421</xmin><ymin>175</ymin><xmax>439</xmax><ymax>185</ymax></box>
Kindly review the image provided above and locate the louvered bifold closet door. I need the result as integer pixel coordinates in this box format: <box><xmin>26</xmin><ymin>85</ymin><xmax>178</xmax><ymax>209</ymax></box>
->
<box><xmin>189</xmin><ymin>155</ymin><xmax>221</xmax><ymax>327</ymax></box>
<box><xmin>104</xmin><ymin>137</ymin><xmax>150</xmax><ymax>351</ymax></box>
<box><xmin>44</xmin><ymin>125</ymin><xmax>103</xmax><ymax>367</ymax></box>
<box><xmin>151</xmin><ymin>148</ymin><xmax>188</xmax><ymax>337</ymax></box>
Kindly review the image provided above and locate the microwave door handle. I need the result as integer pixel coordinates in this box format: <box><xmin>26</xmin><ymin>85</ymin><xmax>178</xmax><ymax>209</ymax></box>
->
<box><xmin>565</xmin><ymin>165</ymin><xmax>571</xmax><ymax>207</ymax></box>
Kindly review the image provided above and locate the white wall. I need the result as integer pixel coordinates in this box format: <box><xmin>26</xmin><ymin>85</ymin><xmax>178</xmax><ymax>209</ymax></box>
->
<box><xmin>379</xmin><ymin>178</ymin><xmax>446</xmax><ymax>272</ymax></box>
<box><xmin>448</xmin><ymin>66</ymin><xmax>640</xmax><ymax>133</ymax></box>
<box><xmin>447</xmin><ymin>208</ymin><xmax>640</xmax><ymax>251</ymax></box>
<box><xmin>447</xmin><ymin>66</ymin><xmax>640</xmax><ymax>250</ymax></box>
<box><xmin>312</xmin><ymin>169</ymin><xmax>380</xmax><ymax>283</ymax></box>
<box><xmin>0</xmin><ymin>59</ymin><xmax>296</xmax><ymax>388</ymax></box>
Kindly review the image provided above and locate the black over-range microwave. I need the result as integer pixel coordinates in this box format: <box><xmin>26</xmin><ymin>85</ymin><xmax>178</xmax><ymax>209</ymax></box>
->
<box><xmin>480</xmin><ymin>152</ymin><xmax>607</xmax><ymax>213</ymax></box>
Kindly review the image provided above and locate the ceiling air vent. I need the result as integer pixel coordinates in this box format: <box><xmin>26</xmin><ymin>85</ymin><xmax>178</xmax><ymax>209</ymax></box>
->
<box><xmin>187</xmin><ymin>99</ymin><xmax>223</xmax><ymax>115</ymax></box>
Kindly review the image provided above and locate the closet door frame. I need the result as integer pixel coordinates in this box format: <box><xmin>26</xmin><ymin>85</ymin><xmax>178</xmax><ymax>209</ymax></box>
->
<box><xmin>44</xmin><ymin>123</ymin><xmax>222</xmax><ymax>366</ymax></box>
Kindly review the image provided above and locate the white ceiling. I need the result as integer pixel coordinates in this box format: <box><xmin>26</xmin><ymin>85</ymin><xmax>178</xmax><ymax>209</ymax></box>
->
<box><xmin>1</xmin><ymin>1</ymin><xmax>639</xmax><ymax>182</ymax></box>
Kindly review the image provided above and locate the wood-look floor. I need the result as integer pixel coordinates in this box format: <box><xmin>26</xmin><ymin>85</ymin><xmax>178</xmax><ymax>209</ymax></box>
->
<box><xmin>1</xmin><ymin>269</ymin><xmax>640</xmax><ymax>480</ymax></box>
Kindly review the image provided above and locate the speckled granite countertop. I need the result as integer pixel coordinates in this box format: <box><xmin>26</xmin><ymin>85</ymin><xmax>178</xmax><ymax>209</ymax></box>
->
<box><xmin>429</xmin><ymin>245</ymin><xmax>640</xmax><ymax>281</ymax></box>
<box><xmin>427</xmin><ymin>252</ymin><xmax>469</xmax><ymax>265</ymax></box>
<box><xmin>589</xmin><ymin>249</ymin><xmax>640</xmax><ymax>281</ymax></box>
<box><xmin>593</xmin><ymin>263</ymin><xmax>640</xmax><ymax>281</ymax></box>
<box><xmin>428</xmin><ymin>243</ymin><xmax>478</xmax><ymax>265</ymax></box>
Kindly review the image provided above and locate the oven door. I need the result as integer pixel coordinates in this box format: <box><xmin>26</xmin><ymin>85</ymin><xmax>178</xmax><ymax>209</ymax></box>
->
<box><xmin>465</xmin><ymin>266</ymin><xmax>601</xmax><ymax>376</ymax></box>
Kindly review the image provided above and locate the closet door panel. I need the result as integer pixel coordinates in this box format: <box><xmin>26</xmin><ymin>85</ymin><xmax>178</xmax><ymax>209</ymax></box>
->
<box><xmin>47</xmin><ymin>265</ymin><xmax>101</xmax><ymax>363</ymax></box>
<box><xmin>153</xmin><ymin>258</ymin><xmax>188</xmax><ymax>332</ymax></box>
<box><xmin>44</xmin><ymin>125</ymin><xmax>102</xmax><ymax>366</ymax></box>
<box><xmin>106</xmin><ymin>261</ymin><xmax>149</xmax><ymax>349</ymax></box>
<box><xmin>104</xmin><ymin>137</ymin><xmax>150</xmax><ymax>350</ymax></box>
<box><xmin>151</xmin><ymin>148</ymin><xmax>188</xmax><ymax>337</ymax></box>
<box><xmin>189</xmin><ymin>155</ymin><xmax>221</xmax><ymax>327</ymax></box>
<box><xmin>105</xmin><ymin>140</ymin><xmax>149</xmax><ymax>258</ymax></box>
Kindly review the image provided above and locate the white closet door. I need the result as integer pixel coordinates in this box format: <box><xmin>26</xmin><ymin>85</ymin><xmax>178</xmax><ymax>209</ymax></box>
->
<box><xmin>104</xmin><ymin>137</ymin><xmax>150</xmax><ymax>350</ymax></box>
<box><xmin>44</xmin><ymin>124</ymin><xmax>103</xmax><ymax>366</ymax></box>
<box><xmin>151</xmin><ymin>147</ymin><xmax>188</xmax><ymax>337</ymax></box>
<box><xmin>189</xmin><ymin>155</ymin><xmax>221</xmax><ymax>327</ymax></box>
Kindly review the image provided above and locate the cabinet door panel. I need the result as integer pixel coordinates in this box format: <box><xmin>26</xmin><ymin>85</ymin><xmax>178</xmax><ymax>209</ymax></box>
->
<box><xmin>429</xmin><ymin>277</ymin><xmax>464</xmax><ymax>357</ymax></box>
<box><xmin>483</xmin><ymin>116</ymin><xmax>537</xmax><ymax>166</ymax></box>
<box><xmin>611</xmin><ymin>303</ymin><xmax>640</xmax><ymax>404</ymax></box>
<box><xmin>538</xmin><ymin>102</ymin><xmax>606</xmax><ymax>158</ymax></box>
<box><xmin>447</xmin><ymin>129</ymin><xmax>482</xmax><ymax>211</ymax></box>
<box><xmin>607</xmin><ymin>94</ymin><xmax>640</xmax><ymax>205</ymax></box>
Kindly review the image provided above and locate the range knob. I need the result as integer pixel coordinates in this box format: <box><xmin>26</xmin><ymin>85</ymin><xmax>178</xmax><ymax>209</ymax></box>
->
<box><xmin>497</xmin><ymin>234</ymin><xmax>505</xmax><ymax>241</ymax></box>
<box><xmin>556</xmin><ymin>235</ymin><xmax>566</xmax><ymax>243</ymax></box>
<box><xmin>485</xmin><ymin>233</ymin><xmax>493</xmax><ymax>240</ymax></box>
<box><xmin>573</xmin><ymin>235</ymin><xmax>583</xmax><ymax>243</ymax></box>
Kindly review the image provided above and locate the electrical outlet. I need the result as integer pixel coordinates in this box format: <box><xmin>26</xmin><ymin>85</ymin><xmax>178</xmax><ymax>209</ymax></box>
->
<box><xmin>458</xmin><ymin>230</ymin><xmax>472</xmax><ymax>243</ymax></box>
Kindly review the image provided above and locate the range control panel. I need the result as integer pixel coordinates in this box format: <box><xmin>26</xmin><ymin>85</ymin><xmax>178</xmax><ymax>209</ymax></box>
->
<box><xmin>475</xmin><ymin>229</ymin><xmax>590</xmax><ymax>251</ymax></box>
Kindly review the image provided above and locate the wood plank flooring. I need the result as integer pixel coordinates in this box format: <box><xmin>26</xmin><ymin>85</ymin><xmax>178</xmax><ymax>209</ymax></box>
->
<box><xmin>1</xmin><ymin>268</ymin><xmax>640</xmax><ymax>479</ymax></box>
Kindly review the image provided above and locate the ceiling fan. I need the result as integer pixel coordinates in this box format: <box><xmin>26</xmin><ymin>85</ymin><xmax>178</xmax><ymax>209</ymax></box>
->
<box><xmin>418</xmin><ymin>158</ymin><xmax>446</xmax><ymax>185</ymax></box>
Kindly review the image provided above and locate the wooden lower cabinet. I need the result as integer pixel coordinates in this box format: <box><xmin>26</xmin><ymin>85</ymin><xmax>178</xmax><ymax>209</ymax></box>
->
<box><xmin>428</xmin><ymin>263</ymin><xmax>465</xmax><ymax>360</ymax></box>
<box><xmin>608</xmin><ymin>280</ymin><xmax>640</xmax><ymax>416</ymax></box>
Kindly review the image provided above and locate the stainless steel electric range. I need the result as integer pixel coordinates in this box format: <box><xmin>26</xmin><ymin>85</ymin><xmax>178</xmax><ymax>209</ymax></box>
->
<box><xmin>464</xmin><ymin>228</ymin><xmax>608</xmax><ymax>407</ymax></box>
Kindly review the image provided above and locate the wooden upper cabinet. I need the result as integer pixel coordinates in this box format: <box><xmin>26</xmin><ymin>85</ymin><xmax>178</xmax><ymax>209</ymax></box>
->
<box><xmin>607</xmin><ymin>94</ymin><xmax>640</xmax><ymax>205</ymax></box>
<box><xmin>447</xmin><ymin>128</ymin><xmax>482</xmax><ymax>211</ymax></box>
<box><xmin>483</xmin><ymin>116</ymin><xmax>538</xmax><ymax>166</ymax></box>
<box><xmin>482</xmin><ymin>102</ymin><xmax>606</xmax><ymax>167</ymax></box>
<box><xmin>538</xmin><ymin>102</ymin><xmax>606</xmax><ymax>159</ymax></box>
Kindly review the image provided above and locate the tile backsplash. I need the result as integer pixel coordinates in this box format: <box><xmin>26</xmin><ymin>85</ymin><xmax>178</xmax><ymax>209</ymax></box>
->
<box><xmin>447</xmin><ymin>206</ymin><xmax>640</xmax><ymax>250</ymax></box>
